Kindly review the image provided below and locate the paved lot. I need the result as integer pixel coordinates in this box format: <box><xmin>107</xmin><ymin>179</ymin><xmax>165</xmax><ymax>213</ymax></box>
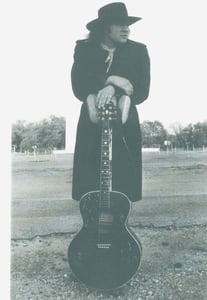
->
<box><xmin>11</xmin><ymin>151</ymin><xmax>207</xmax><ymax>299</ymax></box>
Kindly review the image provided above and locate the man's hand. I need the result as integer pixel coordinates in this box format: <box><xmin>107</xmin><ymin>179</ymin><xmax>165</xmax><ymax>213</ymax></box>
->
<box><xmin>86</xmin><ymin>88</ymin><xmax>116</xmax><ymax>124</ymax></box>
<box><xmin>106</xmin><ymin>75</ymin><xmax>134</xmax><ymax>96</ymax></box>
<box><xmin>95</xmin><ymin>85</ymin><xmax>115</xmax><ymax>109</ymax></box>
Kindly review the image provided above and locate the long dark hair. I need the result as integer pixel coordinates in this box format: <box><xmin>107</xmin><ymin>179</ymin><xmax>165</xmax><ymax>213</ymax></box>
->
<box><xmin>87</xmin><ymin>22</ymin><xmax>110</xmax><ymax>45</ymax></box>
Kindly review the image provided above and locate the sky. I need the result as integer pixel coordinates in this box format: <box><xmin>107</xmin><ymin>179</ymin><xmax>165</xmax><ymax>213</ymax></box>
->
<box><xmin>3</xmin><ymin>0</ymin><xmax>207</xmax><ymax>152</ymax></box>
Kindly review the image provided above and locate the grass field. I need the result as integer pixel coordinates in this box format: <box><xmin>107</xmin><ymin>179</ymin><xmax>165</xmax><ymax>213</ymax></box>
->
<box><xmin>12</xmin><ymin>150</ymin><xmax>207</xmax><ymax>202</ymax></box>
<box><xmin>12</xmin><ymin>150</ymin><xmax>207</xmax><ymax>239</ymax></box>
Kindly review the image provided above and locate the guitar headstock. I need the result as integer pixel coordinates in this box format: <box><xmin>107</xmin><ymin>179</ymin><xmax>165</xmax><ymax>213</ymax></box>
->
<box><xmin>98</xmin><ymin>101</ymin><xmax>118</xmax><ymax>121</ymax></box>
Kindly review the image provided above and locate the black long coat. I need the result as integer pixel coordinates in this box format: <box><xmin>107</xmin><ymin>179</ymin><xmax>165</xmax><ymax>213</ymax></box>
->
<box><xmin>71</xmin><ymin>39</ymin><xmax>150</xmax><ymax>202</ymax></box>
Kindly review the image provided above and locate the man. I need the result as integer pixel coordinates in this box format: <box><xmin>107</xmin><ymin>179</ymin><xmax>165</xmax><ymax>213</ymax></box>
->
<box><xmin>71</xmin><ymin>2</ymin><xmax>150</xmax><ymax>202</ymax></box>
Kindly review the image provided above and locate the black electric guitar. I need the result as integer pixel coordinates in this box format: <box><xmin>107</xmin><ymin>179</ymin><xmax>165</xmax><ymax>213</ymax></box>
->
<box><xmin>68</xmin><ymin>102</ymin><xmax>142</xmax><ymax>290</ymax></box>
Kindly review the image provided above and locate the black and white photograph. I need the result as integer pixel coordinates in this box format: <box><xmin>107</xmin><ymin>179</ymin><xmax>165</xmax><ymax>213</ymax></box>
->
<box><xmin>3</xmin><ymin>0</ymin><xmax>207</xmax><ymax>299</ymax></box>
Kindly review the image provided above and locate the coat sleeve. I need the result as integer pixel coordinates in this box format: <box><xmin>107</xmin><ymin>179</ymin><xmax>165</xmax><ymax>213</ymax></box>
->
<box><xmin>130</xmin><ymin>45</ymin><xmax>151</xmax><ymax>105</ymax></box>
<box><xmin>71</xmin><ymin>41</ymin><xmax>107</xmax><ymax>102</ymax></box>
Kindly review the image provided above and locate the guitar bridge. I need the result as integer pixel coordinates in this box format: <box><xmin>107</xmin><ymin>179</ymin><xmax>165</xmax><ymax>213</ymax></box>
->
<box><xmin>96</xmin><ymin>243</ymin><xmax>111</xmax><ymax>249</ymax></box>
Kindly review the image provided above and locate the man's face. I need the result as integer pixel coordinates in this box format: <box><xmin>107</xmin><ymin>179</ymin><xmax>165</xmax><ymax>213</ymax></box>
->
<box><xmin>105</xmin><ymin>23</ymin><xmax>130</xmax><ymax>45</ymax></box>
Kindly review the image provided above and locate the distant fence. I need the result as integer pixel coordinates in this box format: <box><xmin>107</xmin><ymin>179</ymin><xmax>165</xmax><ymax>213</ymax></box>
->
<box><xmin>12</xmin><ymin>149</ymin><xmax>69</xmax><ymax>161</ymax></box>
<box><xmin>12</xmin><ymin>146</ymin><xmax>207</xmax><ymax>162</ymax></box>
<box><xmin>142</xmin><ymin>146</ymin><xmax>207</xmax><ymax>153</ymax></box>
<box><xmin>142</xmin><ymin>147</ymin><xmax>160</xmax><ymax>153</ymax></box>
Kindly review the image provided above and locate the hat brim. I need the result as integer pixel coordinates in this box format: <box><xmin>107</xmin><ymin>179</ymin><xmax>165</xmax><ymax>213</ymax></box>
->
<box><xmin>86</xmin><ymin>16</ymin><xmax>142</xmax><ymax>31</ymax></box>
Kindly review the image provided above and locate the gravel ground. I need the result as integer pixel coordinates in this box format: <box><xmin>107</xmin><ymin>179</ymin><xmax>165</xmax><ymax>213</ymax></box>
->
<box><xmin>11</xmin><ymin>225</ymin><xmax>207</xmax><ymax>300</ymax></box>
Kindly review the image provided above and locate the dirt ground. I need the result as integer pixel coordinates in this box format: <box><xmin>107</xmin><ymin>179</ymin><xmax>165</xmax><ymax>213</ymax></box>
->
<box><xmin>11</xmin><ymin>151</ymin><xmax>207</xmax><ymax>299</ymax></box>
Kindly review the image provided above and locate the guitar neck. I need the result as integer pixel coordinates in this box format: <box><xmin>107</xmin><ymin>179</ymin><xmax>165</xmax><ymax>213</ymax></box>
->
<box><xmin>99</xmin><ymin>118</ymin><xmax>112</xmax><ymax>208</ymax></box>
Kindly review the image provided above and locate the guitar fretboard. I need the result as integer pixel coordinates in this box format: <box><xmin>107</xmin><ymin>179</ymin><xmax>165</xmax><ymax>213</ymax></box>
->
<box><xmin>100</xmin><ymin>120</ymin><xmax>112</xmax><ymax>208</ymax></box>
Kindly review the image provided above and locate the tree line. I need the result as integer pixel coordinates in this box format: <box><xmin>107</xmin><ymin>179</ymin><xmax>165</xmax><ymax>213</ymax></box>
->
<box><xmin>12</xmin><ymin>116</ymin><xmax>207</xmax><ymax>152</ymax></box>
<box><xmin>141</xmin><ymin>120</ymin><xmax>207</xmax><ymax>150</ymax></box>
<box><xmin>12</xmin><ymin>115</ymin><xmax>65</xmax><ymax>152</ymax></box>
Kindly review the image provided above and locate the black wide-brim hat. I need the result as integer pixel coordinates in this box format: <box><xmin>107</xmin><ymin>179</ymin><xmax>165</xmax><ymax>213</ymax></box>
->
<box><xmin>86</xmin><ymin>2</ymin><xmax>142</xmax><ymax>31</ymax></box>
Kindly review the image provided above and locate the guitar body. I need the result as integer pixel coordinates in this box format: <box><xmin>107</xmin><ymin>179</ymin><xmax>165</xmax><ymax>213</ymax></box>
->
<box><xmin>68</xmin><ymin>190</ymin><xmax>142</xmax><ymax>290</ymax></box>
